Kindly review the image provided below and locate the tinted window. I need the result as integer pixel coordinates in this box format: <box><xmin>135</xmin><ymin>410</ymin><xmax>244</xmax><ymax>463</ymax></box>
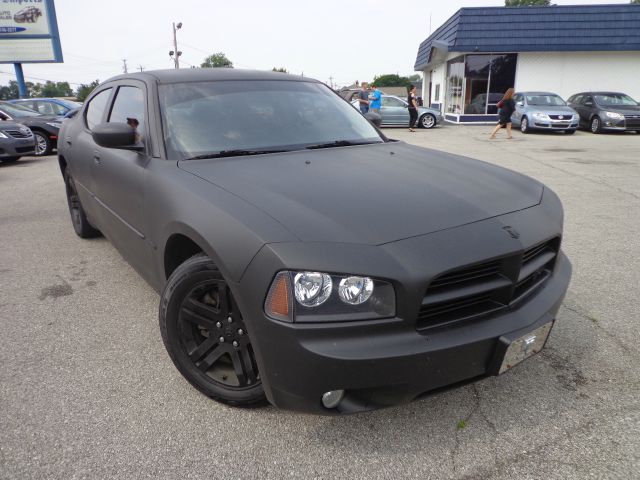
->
<box><xmin>0</xmin><ymin>101</ymin><xmax>41</xmax><ymax>117</ymax></box>
<box><xmin>109</xmin><ymin>86</ymin><xmax>145</xmax><ymax>141</ymax></box>
<box><xmin>159</xmin><ymin>80</ymin><xmax>383</xmax><ymax>159</ymax></box>
<box><xmin>18</xmin><ymin>100</ymin><xmax>37</xmax><ymax>110</ymax></box>
<box><xmin>85</xmin><ymin>89</ymin><xmax>112</xmax><ymax>130</ymax></box>
<box><xmin>582</xmin><ymin>96</ymin><xmax>594</xmax><ymax>105</ymax></box>
<box><xmin>37</xmin><ymin>101</ymin><xmax>56</xmax><ymax>115</ymax></box>
<box><xmin>569</xmin><ymin>95</ymin><xmax>582</xmax><ymax>104</ymax></box>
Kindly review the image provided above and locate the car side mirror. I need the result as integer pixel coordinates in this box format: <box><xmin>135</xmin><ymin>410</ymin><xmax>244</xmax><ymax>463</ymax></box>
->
<box><xmin>92</xmin><ymin>122</ymin><xmax>144</xmax><ymax>151</ymax></box>
<box><xmin>364</xmin><ymin>111</ymin><xmax>381</xmax><ymax>127</ymax></box>
<box><xmin>516</xmin><ymin>101</ymin><xmax>524</xmax><ymax>107</ymax></box>
<box><xmin>584</xmin><ymin>101</ymin><xmax>593</xmax><ymax>106</ymax></box>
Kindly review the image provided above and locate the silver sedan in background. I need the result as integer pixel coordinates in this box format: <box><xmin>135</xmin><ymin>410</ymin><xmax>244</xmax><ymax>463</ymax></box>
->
<box><xmin>352</xmin><ymin>95</ymin><xmax>443</xmax><ymax>129</ymax></box>
<box><xmin>511</xmin><ymin>92</ymin><xmax>579</xmax><ymax>134</ymax></box>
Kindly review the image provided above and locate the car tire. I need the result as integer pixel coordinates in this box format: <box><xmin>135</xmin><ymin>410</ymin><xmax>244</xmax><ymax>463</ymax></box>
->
<box><xmin>419</xmin><ymin>113</ymin><xmax>436</xmax><ymax>129</ymax></box>
<box><xmin>1</xmin><ymin>156</ymin><xmax>20</xmax><ymax>163</ymax></box>
<box><xmin>520</xmin><ymin>116</ymin><xmax>531</xmax><ymax>134</ymax></box>
<box><xmin>590</xmin><ymin>117</ymin><xmax>602</xmax><ymax>134</ymax></box>
<box><xmin>33</xmin><ymin>131</ymin><xmax>52</xmax><ymax>156</ymax></box>
<box><xmin>63</xmin><ymin>167</ymin><xmax>101</xmax><ymax>238</ymax></box>
<box><xmin>159</xmin><ymin>253</ymin><xmax>266</xmax><ymax>408</ymax></box>
<box><xmin>565</xmin><ymin>129</ymin><xmax>576</xmax><ymax>135</ymax></box>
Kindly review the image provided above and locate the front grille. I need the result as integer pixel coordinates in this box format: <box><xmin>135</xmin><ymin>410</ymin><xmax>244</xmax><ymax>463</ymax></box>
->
<box><xmin>551</xmin><ymin>123</ymin><xmax>571</xmax><ymax>128</ymax></box>
<box><xmin>3</xmin><ymin>129</ymin><xmax>31</xmax><ymax>138</ymax></box>
<box><xmin>416</xmin><ymin>238</ymin><xmax>559</xmax><ymax>331</ymax></box>
<box><xmin>624</xmin><ymin>115</ymin><xmax>640</xmax><ymax>128</ymax></box>
<box><xmin>549</xmin><ymin>115</ymin><xmax>572</xmax><ymax>120</ymax></box>
<box><xmin>15</xmin><ymin>146</ymin><xmax>34</xmax><ymax>153</ymax></box>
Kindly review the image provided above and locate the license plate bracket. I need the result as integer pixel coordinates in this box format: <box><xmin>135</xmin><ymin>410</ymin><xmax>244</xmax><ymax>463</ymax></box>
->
<box><xmin>488</xmin><ymin>321</ymin><xmax>553</xmax><ymax>375</ymax></box>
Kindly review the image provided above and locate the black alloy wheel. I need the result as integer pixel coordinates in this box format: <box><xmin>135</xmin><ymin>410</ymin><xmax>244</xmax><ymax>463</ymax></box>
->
<box><xmin>590</xmin><ymin>116</ymin><xmax>602</xmax><ymax>134</ymax></box>
<box><xmin>520</xmin><ymin>117</ymin><xmax>531</xmax><ymax>134</ymax></box>
<box><xmin>63</xmin><ymin>167</ymin><xmax>101</xmax><ymax>238</ymax></box>
<box><xmin>33</xmin><ymin>131</ymin><xmax>52</xmax><ymax>156</ymax></box>
<box><xmin>419</xmin><ymin>113</ymin><xmax>436</xmax><ymax>129</ymax></box>
<box><xmin>159</xmin><ymin>254</ymin><xmax>266</xmax><ymax>407</ymax></box>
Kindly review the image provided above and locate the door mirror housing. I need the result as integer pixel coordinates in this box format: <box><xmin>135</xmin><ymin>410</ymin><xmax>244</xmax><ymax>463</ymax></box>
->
<box><xmin>516</xmin><ymin>101</ymin><xmax>524</xmax><ymax>107</ymax></box>
<box><xmin>364</xmin><ymin>111</ymin><xmax>382</xmax><ymax>127</ymax></box>
<box><xmin>91</xmin><ymin>122</ymin><xmax>144</xmax><ymax>151</ymax></box>
<box><xmin>584</xmin><ymin>101</ymin><xmax>593</xmax><ymax>107</ymax></box>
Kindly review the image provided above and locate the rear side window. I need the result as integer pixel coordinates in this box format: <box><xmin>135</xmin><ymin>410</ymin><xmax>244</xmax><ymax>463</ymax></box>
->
<box><xmin>85</xmin><ymin>88</ymin><xmax>112</xmax><ymax>130</ymax></box>
<box><xmin>108</xmin><ymin>86</ymin><xmax>145</xmax><ymax>140</ymax></box>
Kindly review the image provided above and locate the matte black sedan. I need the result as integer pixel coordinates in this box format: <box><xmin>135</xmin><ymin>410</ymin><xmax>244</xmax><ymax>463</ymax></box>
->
<box><xmin>58</xmin><ymin>69</ymin><xmax>571</xmax><ymax>414</ymax></box>
<box><xmin>0</xmin><ymin>101</ymin><xmax>61</xmax><ymax>155</ymax></box>
<box><xmin>567</xmin><ymin>92</ymin><xmax>640</xmax><ymax>134</ymax></box>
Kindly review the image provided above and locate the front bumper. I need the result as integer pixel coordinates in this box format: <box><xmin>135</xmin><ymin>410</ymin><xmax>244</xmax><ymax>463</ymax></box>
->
<box><xmin>532</xmin><ymin>117</ymin><xmax>578</xmax><ymax>130</ymax></box>
<box><xmin>236</xmin><ymin>195</ymin><xmax>571</xmax><ymax>414</ymax></box>
<box><xmin>600</xmin><ymin>117</ymin><xmax>640</xmax><ymax>131</ymax></box>
<box><xmin>0</xmin><ymin>137</ymin><xmax>36</xmax><ymax>158</ymax></box>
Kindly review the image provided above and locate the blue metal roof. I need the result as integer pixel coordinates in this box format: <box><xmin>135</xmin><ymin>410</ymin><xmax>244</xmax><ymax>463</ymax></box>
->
<box><xmin>415</xmin><ymin>4</ymin><xmax>640</xmax><ymax>70</ymax></box>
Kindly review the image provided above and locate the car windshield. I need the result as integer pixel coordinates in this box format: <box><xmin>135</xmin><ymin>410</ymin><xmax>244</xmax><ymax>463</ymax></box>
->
<box><xmin>0</xmin><ymin>101</ymin><xmax>42</xmax><ymax>117</ymax></box>
<box><xmin>159</xmin><ymin>80</ymin><xmax>384</xmax><ymax>159</ymax></box>
<box><xmin>594</xmin><ymin>94</ymin><xmax>638</xmax><ymax>107</ymax></box>
<box><xmin>526</xmin><ymin>95</ymin><xmax>566</xmax><ymax>106</ymax></box>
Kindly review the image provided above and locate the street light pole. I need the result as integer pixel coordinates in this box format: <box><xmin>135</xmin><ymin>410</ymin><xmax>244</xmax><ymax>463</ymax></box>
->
<box><xmin>172</xmin><ymin>22</ymin><xmax>182</xmax><ymax>69</ymax></box>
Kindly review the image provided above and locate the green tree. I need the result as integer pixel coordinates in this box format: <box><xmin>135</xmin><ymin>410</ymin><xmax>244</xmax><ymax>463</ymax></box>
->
<box><xmin>505</xmin><ymin>0</ymin><xmax>550</xmax><ymax>6</ymax></box>
<box><xmin>407</xmin><ymin>74</ymin><xmax>421</xmax><ymax>82</ymax></box>
<box><xmin>272</xmin><ymin>67</ymin><xmax>288</xmax><ymax>73</ymax></box>
<box><xmin>40</xmin><ymin>81</ymin><xmax>73</xmax><ymax>97</ymax></box>
<box><xmin>372</xmin><ymin>74</ymin><xmax>412</xmax><ymax>88</ymax></box>
<box><xmin>201</xmin><ymin>52</ymin><xmax>233</xmax><ymax>68</ymax></box>
<box><xmin>75</xmin><ymin>80</ymin><xmax>100</xmax><ymax>102</ymax></box>
<box><xmin>631</xmin><ymin>0</ymin><xmax>640</xmax><ymax>4</ymax></box>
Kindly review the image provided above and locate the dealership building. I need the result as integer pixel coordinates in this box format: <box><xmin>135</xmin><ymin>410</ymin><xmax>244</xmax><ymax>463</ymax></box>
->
<box><xmin>414</xmin><ymin>4</ymin><xmax>640</xmax><ymax>123</ymax></box>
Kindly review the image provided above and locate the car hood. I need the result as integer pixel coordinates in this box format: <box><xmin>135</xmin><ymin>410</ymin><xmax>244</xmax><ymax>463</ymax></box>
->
<box><xmin>0</xmin><ymin>121</ymin><xmax>29</xmax><ymax>131</ymax></box>
<box><xmin>598</xmin><ymin>105</ymin><xmax>640</xmax><ymax>115</ymax></box>
<box><xmin>527</xmin><ymin>105</ymin><xmax>577</xmax><ymax>115</ymax></box>
<box><xmin>179</xmin><ymin>142</ymin><xmax>543</xmax><ymax>245</ymax></box>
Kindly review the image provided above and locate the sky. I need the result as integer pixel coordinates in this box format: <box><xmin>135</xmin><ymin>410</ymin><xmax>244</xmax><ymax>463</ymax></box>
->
<box><xmin>0</xmin><ymin>0</ymin><xmax>631</xmax><ymax>90</ymax></box>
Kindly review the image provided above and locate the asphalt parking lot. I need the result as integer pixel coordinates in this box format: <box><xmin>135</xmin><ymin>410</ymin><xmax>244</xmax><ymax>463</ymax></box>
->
<box><xmin>1</xmin><ymin>125</ymin><xmax>639</xmax><ymax>479</ymax></box>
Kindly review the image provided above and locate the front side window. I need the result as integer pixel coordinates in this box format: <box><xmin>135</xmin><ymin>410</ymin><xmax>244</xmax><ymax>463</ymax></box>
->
<box><xmin>0</xmin><ymin>101</ymin><xmax>41</xmax><ymax>117</ymax></box>
<box><xmin>37</xmin><ymin>102</ymin><xmax>56</xmax><ymax>115</ymax></box>
<box><xmin>159</xmin><ymin>80</ymin><xmax>383</xmax><ymax>159</ymax></box>
<box><xmin>109</xmin><ymin>86</ymin><xmax>145</xmax><ymax>142</ymax></box>
<box><xmin>85</xmin><ymin>89</ymin><xmax>112</xmax><ymax>130</ymax></box>
<box><xmin>382</xmin><ymin>96</ymin><xmax>404</xmax><ymax>108</ymax></box>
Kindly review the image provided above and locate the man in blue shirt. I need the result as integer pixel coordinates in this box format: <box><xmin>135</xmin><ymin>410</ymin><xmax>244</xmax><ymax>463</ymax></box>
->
<box><xmin>369</xmin><ymin>84</ymin><xmax>382</xmax><ymax>113</ymax></box>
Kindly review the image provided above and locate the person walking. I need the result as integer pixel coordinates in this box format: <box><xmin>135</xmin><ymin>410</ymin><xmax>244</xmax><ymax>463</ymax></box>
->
<box><xmin>407</xmin><ymin>85</ymin><xmax>419</xmax><ymax>132</ymax></box>
<box><xmin>369</xmin><ymin>84</ymin><xmax>382</xmax><ymax>114</ymax></box>
<box><xmin>489</xmin><ymin>88</ymin><xmax>516</xmax><ymax>139</ymax></box>
<box><xmin>357</xmin><ymin>82</ymin><xmax>370</xmax><ymax>114</ymax></box>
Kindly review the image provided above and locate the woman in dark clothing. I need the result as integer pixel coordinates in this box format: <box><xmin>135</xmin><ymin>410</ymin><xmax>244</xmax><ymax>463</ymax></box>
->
<box><xmin>407</xmin><ymin>85</ymin><xmax>419</xmax><ymax>132</ymax></box>
<box><xmin>489</xmin><ymin>87</ymin><xmax>515</xmax><ymax>139</ymax></box>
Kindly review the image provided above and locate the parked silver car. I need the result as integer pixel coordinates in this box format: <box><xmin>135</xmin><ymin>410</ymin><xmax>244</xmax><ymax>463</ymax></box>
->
<box><xmin>352</xmin><ymin>95</ymin><xmax>443</xmax><ymax>129</ymax></box>
<box><xmin>511</xmin><ymin>92</ymin><xmax>579</xmax><ymax>134</ymax></box>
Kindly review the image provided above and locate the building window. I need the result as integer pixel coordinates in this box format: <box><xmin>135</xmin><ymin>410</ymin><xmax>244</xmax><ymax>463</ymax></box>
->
<box><xmin>434</xmin><ymin>84</ymin><xmax>440</xmax><ymax>102</ymax></box>
<box><xmin>464</xmin><ymin>55</ymin><xmax>491</xmax><ymax>114</ymax></box>
<box><xmin>446</xmin><ymin>56</ymin><xmax>464</xmax><ymax>114</ymax></box>
<box><xmin>487</xmin><ymin>54</ymin><xmax>517</xmax><ymax>114</ymax></box>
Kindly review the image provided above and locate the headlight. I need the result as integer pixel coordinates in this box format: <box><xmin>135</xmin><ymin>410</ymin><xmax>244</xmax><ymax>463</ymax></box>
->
<box><xmin>604</xmin><ymin>111</ymin><xmax>624</xmax><ymax>120</ymax></box>
<box><xmin>45</xmin><ymin>122</ymin><xmax>62</xmax><ymax>128</ymax></box>
<box><xmin>533</xmin><ymin>112</ymin><xmax>550</xmax><ymax>120</ymax></box>
<box><xmin>265</xmin><ymin>271</ymin><xmax>395</xmax><ymax>323</ymax></box>
<box><xmin>0</xmin><ymin>131</ymin><xmax>8</xmax><ymax>138</ymax></box>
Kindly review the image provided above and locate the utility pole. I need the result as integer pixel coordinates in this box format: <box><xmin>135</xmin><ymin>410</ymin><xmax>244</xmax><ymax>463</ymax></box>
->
<box><xmin>171</xmin><ymin>22</ymin><xmax>183</xmax><ymax>69</ymax></box>
<box><xmin>329</xmin><ymin>76</ymin><xmax>334</xmax><ymax>89</ymax></box>
<box><xmin>122</xmin><ymin>59</ymin><xmax>128</xmax><ymax>74</ymax></box>
<box><xmin>138</xmin><ymin>65</ymin><xmax>144</xmax><ymax>72</ymax></box>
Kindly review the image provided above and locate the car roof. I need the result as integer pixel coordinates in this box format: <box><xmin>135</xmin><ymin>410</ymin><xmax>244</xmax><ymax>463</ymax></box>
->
<box><xmin>103</xmin><ymin>68</ymin><xmax>315</xmax><ymax>85</ymax></box>
<box><xmin>518</xmin><ymin>92</ymin><xmax>561</xmax><ymax>96</ymax></box>
<box><xmin>573</xmin><ymin>92</ymin><xmax>627</xmax><ymax>96</ymax></box>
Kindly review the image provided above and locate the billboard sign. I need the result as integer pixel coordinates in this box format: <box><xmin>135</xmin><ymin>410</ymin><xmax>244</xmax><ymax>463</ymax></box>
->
<box><xmin>0</xmin><ymin>0</ymin><xmax>62</xmax><ymax>63</ymax></box>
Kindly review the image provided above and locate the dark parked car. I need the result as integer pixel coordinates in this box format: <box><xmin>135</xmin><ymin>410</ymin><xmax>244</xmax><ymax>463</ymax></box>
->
<box><xmin>0</xmin><ymin>121</ymin><xmax>35</xmax><ymax>162</ymax></box>
<box><xmin>9</xmin><ymin>98</ymin><xmax>82</xmax><ymax>117</ymax></box>
<box><xmin>0</xmin><ymin>101</ymin><xmax>61</xmax><ymax>155</ymax></box>
<box><xmin>567</xmin><ymin>92</ymin><xmax>640</xmax><ymax>134</ymax></box>
<box><xmin>511</xmin><ymin>92</ymin><xmax>579</xmax><ymax>134</ymax></box>
<box><xmin>58</xmin><ymin>69</ymin><xmax>571</xmax><ymax>414</ymax></box>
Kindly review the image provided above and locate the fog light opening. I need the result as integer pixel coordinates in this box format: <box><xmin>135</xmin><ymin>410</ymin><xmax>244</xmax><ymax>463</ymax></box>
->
<box><xmin>321</xmin><ymin>389</ymin><xmax>345</xmax><ymax>409</ymax></box>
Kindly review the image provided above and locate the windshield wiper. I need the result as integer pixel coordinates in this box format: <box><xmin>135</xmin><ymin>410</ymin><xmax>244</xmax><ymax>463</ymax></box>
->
<box><xmin>185</xmin><ymin>149</ymin><xmax>289</xmax><ymax>160</ymax></box>
<box><xmin>304</xmin><ymin>140</ymin><xmax>380</xmax><ymax>150</ymax></box>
